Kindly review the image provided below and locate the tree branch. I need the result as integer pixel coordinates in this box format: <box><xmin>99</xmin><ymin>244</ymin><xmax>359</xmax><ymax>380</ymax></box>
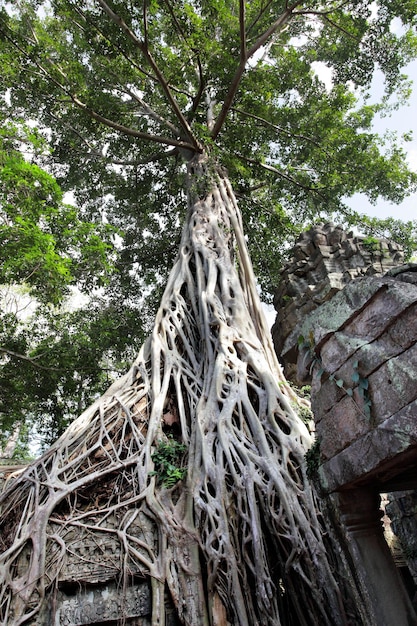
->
<box><xmin>211</xmin><ymin>1</ymin><xmax>303</xmax><ymax>140</ymax></box>
<box><xmin>71</xmin><ymin>95</ymin><xmax>195</xmax><ymax>150</ymax></box>
<box><xmin>95</xmin><ymin>0</ymin><xmax>201</xmax><ymax>152</ymax></box>
<box><xmin>72</xmin><ymin>2</ymin><xmax>196</xmax><ymax>104</ymax></box>
<box><xmin>231</xmin><ymin>107</ymin><xmax>331</xmax><ymax>154</ymax></box>
<box><xmin>246</xmin><ymin>0</ymin><xmax>304</xmax><ymax>58</ymax></box>
<box><xmin>293</xmin><ymin>0</ymin><xmax>352</xmax><ymax>17</ymax></box>
<box><xmin>235</xmin><ymin>153</ymin><xmax>327</xmax><ymax>197</ymax></box>
<box><xmin>321</xmin><ymin>13</ymin><xmax>362</xmax><ymax>42</ymax></box>
<box><xmin>246</xmin><ymin>0</ymin><xmax>275</xmax><ymax>38</ymax></box>
<box><xmin>48</xmin><ymin>113</ymin><xmax>179</xmax><ymax>165</ymax></box>
<box><xmin>69</xmin><ymin>2</ymin><xmax>157</xmax><ymax>84</ymax></box>
<box><xmin>0</xmin><ymin>347</ymin><xmax>119</xmax><ymax>374</ymax></box>
<box><xmin>239</xmin><ymin>0</ymin><xmax>247</xmax><ymax>63</ymax></box>
<box><xmin>189</xmin><ymin>55</ymin><xmax>206</xmax><ymax>121</ymax></box>
<box><xmin>116</xmin><ymin>83</ymin><xmax>183</xmax><ymax>138</ymax></box>
<box><xmin>161</xmin><ymin>0</ymin><xmax>206</xmax><ymax>120</ymax></box>
<box><xmin>0</xmin><ymin>18</ymin><xmax>195</xmax><ymax>152</ymax></box>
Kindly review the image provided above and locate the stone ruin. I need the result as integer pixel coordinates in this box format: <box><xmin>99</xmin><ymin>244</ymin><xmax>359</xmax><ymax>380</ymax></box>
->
<box><xmin>1</xmin><ymin>222</ymin><xmax>417</xmax><ymax>625</ymax></box>
<box><xmin>273</xmin><ymin>222</ymin><xmax>417</xmax><ymax>626</ymax></box>
<box><xmin>272</xmin><ymin>222</ymin><xmax>404</xmax><ymax>381</ymax></box>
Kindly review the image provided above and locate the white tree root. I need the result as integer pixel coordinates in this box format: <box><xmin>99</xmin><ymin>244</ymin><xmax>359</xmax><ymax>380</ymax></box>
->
<box><xmin>0</xmin><ymin>154</ymin><xmax>357</xmax><ymax>625</ymax></box>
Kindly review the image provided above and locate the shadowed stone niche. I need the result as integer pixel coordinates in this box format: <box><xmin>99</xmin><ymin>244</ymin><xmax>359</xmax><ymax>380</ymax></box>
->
<box><xmin>272</xmin><ymin>222</ymin><xmax>403</xmax><ymax>382</ymax></box>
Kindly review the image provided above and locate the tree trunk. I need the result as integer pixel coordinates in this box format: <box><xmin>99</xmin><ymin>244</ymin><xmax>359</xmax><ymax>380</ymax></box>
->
<box><xmin>0</xmin><ymin>153</ymin><xmax>358</xmax><ymax>625</ymax></box>
<box><xmin>0</xmin><ymin>422</ymin><xmax>22</xmax><ymax>459</ymax></box>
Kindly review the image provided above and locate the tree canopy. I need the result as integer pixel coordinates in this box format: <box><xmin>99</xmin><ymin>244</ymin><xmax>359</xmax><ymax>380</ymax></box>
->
<box><xmin>0</xmin><ymin>117</ymin><xmax>144</xmax><ymax>453</ymax></box>
<box><xmin>1</xmin><ymin>0</ymin><xmax>417</xmax><ymax>450</ymax></box>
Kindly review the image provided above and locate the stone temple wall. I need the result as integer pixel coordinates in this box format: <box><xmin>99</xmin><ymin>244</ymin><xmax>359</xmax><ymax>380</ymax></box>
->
<box><xmin>295</xmin><ymin>268</ymin><xmax>417</xmax><ymax>619</ymax></box>
<box><xmin>272</xmin><ymin>223</ymin><xmax>417</xmax><ymax>623</ymax></box>
<box><xmin>272</xmin><ymin>222</ymin><xmax>404</xmax><ymax>382</ymax></box>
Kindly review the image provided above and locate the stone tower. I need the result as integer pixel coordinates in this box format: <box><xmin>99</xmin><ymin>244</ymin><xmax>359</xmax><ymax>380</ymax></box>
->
<box><xmin>272</xmin><ymin>222</ymin><xmax>404</xmax><ymax>382</ymax></box>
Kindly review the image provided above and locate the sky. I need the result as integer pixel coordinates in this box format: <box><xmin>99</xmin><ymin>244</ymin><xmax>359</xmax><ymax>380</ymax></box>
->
<box><xmin>347</xmin><ymin>59</ymin><xmax>417</xmax><ymax>223</ymax></box>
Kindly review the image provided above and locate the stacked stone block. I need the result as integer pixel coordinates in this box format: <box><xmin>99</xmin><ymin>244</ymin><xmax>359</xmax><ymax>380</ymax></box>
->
<box><xmin>272</xmin><ymin>222</ymin><xmax>403</xmax><ymax>382</ymax></box>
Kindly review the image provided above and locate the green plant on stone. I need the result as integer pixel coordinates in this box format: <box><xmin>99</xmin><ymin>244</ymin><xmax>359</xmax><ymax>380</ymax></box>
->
<box><xmin>150</xmin><ymin>436</ymin><xmax>187</xmax><ymax>488</ymax></box>
<box><xmin>298</xmin><ymin>385</ymin><xmax>311</xmax><ymax>399</ymax></box>
<box><xmin>295</xmin><ymin>403</ymin><xmax>314</xmax><ymax>425</ymax></box>
<box><xmin>351</xmin><ymin>360</ymin><xmax>372</xmax><ymax>419</ymax></box>
<box><xmin>361</xmin><ymin>235</ymin><xmax>380</xmax><ymax>254</ymax></box>
<box><xmin>298</xmin><ymin>335</ymin><xmax>372</xmax><ymax>419</ymax></box>
<box><xmin>305</xmin><ymin>438</ymin><xmax>321</xmax><ymax>481</ymax></box>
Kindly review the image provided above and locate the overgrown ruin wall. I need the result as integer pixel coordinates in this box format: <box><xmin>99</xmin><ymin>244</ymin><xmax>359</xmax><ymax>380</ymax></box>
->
<box><xmin>272</xmin><ymin>223</ymin><xmax>417</xmax><ymax>621</ymax></box>
<box><xmin>272</xmin><ymin>222</ymin><xmax>404</xmax><ymax>383</ymax></box>
<box><xmin>1</xmin><ymin>223</ymin><xmax>416</xmax><ymax>625</ymax></box>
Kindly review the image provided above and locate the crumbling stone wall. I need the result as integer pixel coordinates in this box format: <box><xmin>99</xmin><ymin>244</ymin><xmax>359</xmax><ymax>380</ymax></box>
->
<box><xmin>294</xmin><ymin>269</ymin><xmax>417</xmax><ymax>620</ymax></box>
<box><xmin>272</xmin><ymin>222</ymin><xmax>403</xmax><ymax>382</ymax></box>
<box><xmin>386</xmin><ymin>492</ymin><xmax>417</xmax><ymax>590</ymax></box>
<box><xmin>296</xmin><ymin>272</ymin><xmax>417</xmax><ymax>482</ymax></box>
<box><xmin>272</xmin><ymin>224</ymin><xmax>417</xmax><ymax>622</ymax></box>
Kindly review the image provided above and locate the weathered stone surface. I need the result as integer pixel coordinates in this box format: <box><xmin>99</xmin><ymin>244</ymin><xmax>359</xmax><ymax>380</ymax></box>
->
<box><xmin>299</xmin><ymin>272</ymin><xmax>417</xmax><ymax>488</ymax></box>
<box><xmin>297</xmin><ymin>277</ymin><xmax>417</xmax><ymax>353</ymax></box>
<box><xmin>275</xmin><ymin>229</ymin><xmax>417</xmax><ymax>622</ymax></box>
<box><xmin>44</xmin><ymin>512</ymin><xmax>157</xmax><ymax>586</ymax></box>
<box><xmin>387</xmin><ymin>491</ymin><xmax>417</xmax><ymax>586</ymax></box>
<box><xmin>317</xmin><ymin>391</ymin><xmax>370</xmax><ymax>461</ymax></box>
<box><xmin>369</xmin><ymin>344</ymin><xmax>417</xmax><ymax>424</ymax></box>
<box><xmin>336</xmin><ymin>488</ymin><xmax>417</xmax><ymax>626</ymax></box>
<box><xmin>317</xmin><ymin>400</ymin><xmax>417</xmax><ymax>493</ymax></box>
<box><xmin>272</xmin><ymin>223</ymin><xmax>404</xmax><ymax>382</ymax></box>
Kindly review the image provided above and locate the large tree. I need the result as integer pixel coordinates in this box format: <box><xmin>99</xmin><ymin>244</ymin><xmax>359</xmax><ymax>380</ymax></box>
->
<box><xmin>1</xmin><ymin>1</ymin><xmax>417</xmax><ymax>625</ymax></box>
<box><xmin>1</xmin><ymin>0</ymin><xmax>417</xmax><ymax>447</ymax></box>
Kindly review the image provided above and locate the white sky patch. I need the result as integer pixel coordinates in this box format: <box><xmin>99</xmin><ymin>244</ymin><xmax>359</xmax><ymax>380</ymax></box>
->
<box><xmin>389</xmin><ymin>17</ymin><xmax>404</xmax><ymax>34</ymax></box>
<box><xmin>262</xmin><ymin>302</ymin><xmax>276</xmax><ymax>329</ymax></box>
<box><xmin>311</xmin><ymin>61</ymin><xmax>333</xmax><ymax>91</ymax></box>
<box><xmin>0</xmin><ymin>285</ymin><xmax>38</xmax><ymax>321</ymax></box>
<box><xmin>63</xmin><ymin>191</ymin><xmax>75</xmax><ymax>205</ymax></box>
<box><xmin>407</xmin><ymin>147</ymin><xmax>417</xmax><ymax>170</ymax></box>
<box><xmin>369</xmin><ymin>2</ymin><xmax>379</xmax><ymax>20</ymax></box>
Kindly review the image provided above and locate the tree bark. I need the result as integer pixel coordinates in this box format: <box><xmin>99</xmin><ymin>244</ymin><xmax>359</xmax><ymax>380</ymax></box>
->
<box><xmin>0</xmin><ymin>153</ymin><xmax>357</xmax><ymax>625</ymax></box>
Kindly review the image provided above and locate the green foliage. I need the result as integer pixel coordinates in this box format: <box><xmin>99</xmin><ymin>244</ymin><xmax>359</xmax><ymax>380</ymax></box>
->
<box><xmin>305</xmin><ymin>438</ymin><xmax>321</xmax><ymax>481</ymax></box>
<box><xmin>297</xmin><ymin>404</ymin><xmax>314</xmax><ymax>425</ymax></box>
<box><xmin>288</xmin><ymin>384</ymin><xmax>313</xmax><ymax>424</ymax></box>
<box><xmin>361</xmin><ymin>235</ymin><xmax>380</xmax><ymax>253</ymax></box>
<box><xmin>150</xmin><ymin>436</ymin><xmax>187</xmax><ymax>488</ymax></box>
<box><xmin>298</xmin><ymin>385</ymin><xmax>312</xmax><ymax>399</ymax></box>
<box><xmin>358</xmin><ymin>215</ymin><xmax>417</xmax><ymax>260</ymax></box>
<box><xmin>1</xmin><ymin>1</ymin><xmax>416</xmax><ymax>283</ymax></box>
<box><xmin>0</xmin><ymin>120</ymin><xmax>144</xmax><ymax>453</ymax></box>
<box><xmin>298</xmin><ymin>335</ymin><xmax>372</xmax><ymax>419</ymax></box>
<box><xmin>0</xmin><ymin>120</ymin><xmax>116</xmax><ymax>303</ymax></box>
<box><xmin>0</xmin><ymin>297</ymin><xmax>146</xmax><ymax>451</ymax></box>
<box><xmin>351</xmin><ymin>359</ymin><xmax>372</xmax><ymax>419</ymax></box>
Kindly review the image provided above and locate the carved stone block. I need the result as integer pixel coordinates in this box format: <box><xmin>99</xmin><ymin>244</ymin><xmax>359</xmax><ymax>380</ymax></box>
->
<box><xmin>46</xmin><ymin>581</ymin><xmax>152</xmax><ymax>625</ymax></box>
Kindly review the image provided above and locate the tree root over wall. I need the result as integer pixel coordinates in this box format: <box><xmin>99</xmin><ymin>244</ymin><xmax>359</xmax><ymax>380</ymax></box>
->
<box><xmin>0</xmin><ymin>156</ymin><xmax>361</xmax><ymax>625</ymax></box>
